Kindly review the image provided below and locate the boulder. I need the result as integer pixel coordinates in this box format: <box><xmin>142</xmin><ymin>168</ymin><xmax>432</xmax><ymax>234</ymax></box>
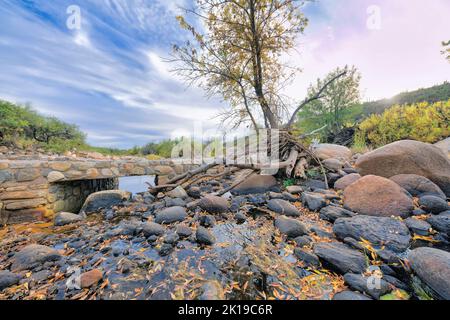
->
<box><xmin>294</xmin><ymin>248</ymin><xmax>320</xmax><ymax>268</ymax></box>
<box><xmin>419</xmin><ymin>195</ymin><xmax>450</xmax><ymax>214</ymax></box>
<box><xmin>198</xmin><ymin>195</ymin><xmax>230</xmax><ymax>214</ymax></box>
<box><xmin>319</xmin><ymin>206</ymin><xmax>357</xmax><ymax>223</ymax></box>
<box><xmin>333</xmin><ymin>215</ymin><xmax>411</xmax><ymax>252</ymax></box>
<box><xmin>301</xmin><ymin>192</ymin><xmax>327</xmax><ymax>212</ymax></box>
<box><xmin>154</xmin><ymin>206</ymin><xmax>187</xmax><ymax>224</ymax></box>
<box><xmin>435</xmin><ymin>137</ymin><xmax>450</xmax><ymax>158</ymax></box>
<box><xmin>322</xmin><ymin>158</ymin><xmax>344</xmax><ymax>171</ymax></box>
<box><xmin>274</xmin><ymin>216</ymin><xmax>308</xmax><ymax>238</ymax></box>
<box><xmin>267</xmin><ymin>199</ymin><xmax>300</xmax><ymax>217</ymax></box>
<box><xmin>333</xmin><ymin>291</ymin><xmax>372</xmax><ymax>300</ymax></box>
<box><xmin>408</xmin><ymin>247</ymin><xmax>450</xmax><ymax>299</ymax></box>
<box><xmin>10</xmin><ymin>244</ymin><xmax>62</xmax><ymax>272</ymax></box>
<box><xmin>0</xmin><ymin>271</ymin><xmax>22</xmax><ymax>290</ymax></box>
<box><xmin>313</xmin><ymin>242</ymin><xmax>367</xmax><ymax>275</ymax></box>
<box><xmin>80</xmin><ymin>190</ymin><xmax>131</xmax><ymax>214</ymax></box>
<box><xmin>343</xmin><ymin>273</ymin><xmax>392</xmax><ymax>300</ymax></box>
<box><xmin>355</xmin><ymin>140</ymin><xmax>450</xmax><ymax>197</ymax></box>
<box><xmin>343</xmin><ymin>175</ymin><xmax>414</xmax><ymax>218</ymax></box>
<box><xmin>390</xmin><ymin>174</ymin><xmax>446</xmax><ymax>200</ymax></box>
<box><xmin>54</xmin><ymin>212</ymin><xmax>84</xmax><ymax>226</ymax></box>
<box><xmin>285</xmin><ymin>185</ymin><xmax>304</xmax><ymax>194</ymax></box>
<box><xmin>334</xmin><ymin>173</ymin><xmax>361</xmax><ymax>190</ymax></box>
<box><xmin>312</xmin><ymin>143</ymin><xmax>352</xmax><ymax>161</ymax></box>
<box><xmin>427</xmin><ymin>211</ymin><xmax>450</xmax><ymax>235</ymax></box>
<box><xmin>231</xmin><ymin>174</ymin><xmax>278</xmax><ymax>195</ymax></box>
<box><xmin>176</xmin><ymin>224</ymin><xmax>193</xmax><ymax>238</ymax></box>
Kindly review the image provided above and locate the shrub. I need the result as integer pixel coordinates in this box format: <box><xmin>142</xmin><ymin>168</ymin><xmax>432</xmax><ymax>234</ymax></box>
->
<box><xmin>355</xmin><ymin>99</ymin><xmax>450</xmax><ymax>147</ymax></box>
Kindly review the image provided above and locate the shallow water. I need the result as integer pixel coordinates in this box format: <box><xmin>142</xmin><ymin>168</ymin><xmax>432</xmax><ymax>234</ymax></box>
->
<box><xmin>118</xmin><ymin>175</ymin><xmax>155</xmax><ymax>194</ymax></box>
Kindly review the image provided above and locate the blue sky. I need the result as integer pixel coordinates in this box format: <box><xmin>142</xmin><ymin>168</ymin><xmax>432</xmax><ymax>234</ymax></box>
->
<box><xmin>1</xmin><ymin>0</ymin><xmax>449</xmax><ymax>148</ymax></box>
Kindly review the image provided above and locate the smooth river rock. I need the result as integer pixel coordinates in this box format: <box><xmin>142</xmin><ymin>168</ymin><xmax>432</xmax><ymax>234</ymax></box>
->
<box><xmin>154</xmin><ymin>206</ymin><xmax>187</xmax><ymax>224</ymax></box>
<box><xmin>10</xmin><ymin>244</ymin><xmax>62</xmax><ymax>272</ymax></box>
<box><xmin>80</xmin><ymin>190</ymin><xmax>131</xmax><ymax>214</ymax></box>
<box><xmin>267</xmin><ymin>199</ymin><xmax>300</xmax><ymax>217</ymax></box>
<box><xmin>390</xmin><ymin>174</ymin><xmax>446</xmax><ymax>200</ymax></box>
<box><xmin>313</xmin><ymin>242</ymin><xmax>367</xmax><ymax>275</ymax></box>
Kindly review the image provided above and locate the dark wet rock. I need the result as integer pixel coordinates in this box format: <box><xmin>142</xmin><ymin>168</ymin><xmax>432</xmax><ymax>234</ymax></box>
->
<box><xmin>0</xmin><ymin>270</ymin><xmax>22</xmax><ymax>290</ymax></box>
<box><xmin>412</xmin><ymin>208</ymin><xmax>427</xmax><ymax>216</ymax></box>
<box><xmin>427</xmin><ymin>211</ymin><xmax>450</xmax><ymax>235</ymax></box>
<box><xmin>376</xmin><ymin>249</ymin><xmax>400</xmax><ymax>264</ymax></box>
<box><xmin>319</xmin><ymin>205</ymin><xmax>356</xmax><ymax>223</ymax></box>
<box><xmin>231</xmin><ymin>174</ymin><xmax>278</xmax><ymax>195</ymax></box>
<box><xmin>230</xmin><ymin>196</ymin><xmax>246</xmax><ymax>212</ymax></box>
<box><xmin>343</xmin><ymin>175</ymin><xmax>414</xmax><ymax>218</ymax></box>
<box><xmin>187</xmin><ymin>186</ymin><xmax>201</xmax><ymax>199</ymax></box>
<box><xmin>333</xmin><ymin>215</ymin><xmax>411</xmax><ymax>252</ymax></box>
<box><xmin>80</xmin><ymin>269</ymin><xmax>103</xmax><ymax>288</ymax></box>
<box><xmin>334</xmin><ymin>173</ymin><xmax>361</xmax><ymax>190</ymax></box>
<box><xmin>166</xmin><ymin>186</ymin><xmax>188</xmax><ymax>199</ymax></box>
<box><xmin>293</xmin><ymin>235</ymin><xmax>312</xmax><ymax>247</ymax></box>
<box><xmin>234</xmin><ymin>212</ymin><xmax>247</xmax><ymax>224</ymax></box>
<box><xmin>405</xmin><ymin>217</ymin><xmax>431</xmax><ymax>236</ymax></box>
<box><xmin>332</xmin><ymin>290</ymin><xmax>372</xmax><ymax>300</ymax></box>
<box><xmin>343</xmin><ymin>167</ymin><xmax>359</xmax><ymax>174</ymax></box>
<box><xmin>247</xmin><ymin>194</ymin><xmax>267</xmax><ymax>205</ymax></box>
<box><xmin>282</xmin><ymin>192</ymin><xmax>297</xmax><ymax>202</ymax></box>
<box><xmin>419</xmin><ymin>195</ymin><xmax>450</xmax><ymax>214</ymax></box>
<box><xmin>285</xmin><ymin>185</ymin><xmax>303</xmax><ymax>194</ymax></box>
<box><xmin>198</xmin><ymin>195</ymin><xmax>230</xmax><ymax>214</ymax></box>
<box><xmin>355</xmin><ymin>140</ymin><xmax>450</xmax><ymax>197</ymax></box>
<box><xmin>390</xmin><ymin>174</ymin><xmax>446</xmax><ymax>200</ymax></box>
<box><xmin>313</xmin><ymin>242</ymin><xmax>367</xmax><ymax>275</ymax></box>
<box><xmin>54</xmin><ymin>212</ymin><xmax>84</xmax><ymax>226</ymax></box>
<box><xmin>294</xmin><ymin>248</ymin><xmax>320</xmax><ymax>267</ymax></box>
<box><xmin>11</xmin><ymin>244</ymin><xmax>62</xmax><ymax>272</ymax></box>
<box><xmin>163</xmin><ymin>233</ymin><xmax>179</xmax><ymax>245</ymax></box>
<box><xmin>343</xmin><ymin>237</ymin><xmax>365</xmax><ymax>251</ymax></box>
<box><xmin>301</xmin><ymin>192</ymin><xmax>327</xmax><ymax>211</ymax></box>
<box><xmin>176</xmin><ymin>224</ymin><xmax>193</xmax><ymax>238</ymax></box>
<box><xmin>380</xmin><ymin>265</ymin><xmax>396</xmax><ymax>277</ymax></box>
<box><xmin>199</xmin><ymin>281</ymin><xmax>225</xmax><ymax>300</ymax></box>
<box><xmin>267</xmin><ymin>199</ymin><xmax>300</xmax><ymax>217</ymax></box>
<box><xmin>302</xmin><ymin>179</ymin><xmax>327</xmax><ymax>191</ymax></box>
<box><xmin>268</xmin><ymin>192</ymin><xmax>283</xmax><ymax>199</ymax></box>
<box><xmin>159</xmin><ymin>243</ymin><xmax>174</xmax><ymax>256</ymax></box>
<box><xmin>109</xmin><ymin>220</ymin><xmax>142</xmax><ymax>237</ymax></box>
<box><xmin>200</xmin><ymin>215</ymin><xmax>216</xmax><ymax>228</ymax></box>
<box><xmin>383</xmin><ymin>275</ymin><xmax>409</xmax><ymax>291</ymax></box>
<box><xmin>343</xmin><ymin>273</ymin><xmax>392</xmax><ymax>300</ymax></box>
<box><xmin>196</xmin><ymin>226</ymin><xmax>216</xmax><ymax>245</ymax></box>
<box><xmin>274</xmin><ymin>216</ymin><xmax>308</xmax><ymax>238</ymax></box>
<box><xmin>154</xmin><ymin>206</ymin><xmax>187</xmax><ymax>224</ymax></box>
<box><xmin>327</xmin><ymin>173</ymin><xmax>341</xmax><ymax>186</ymax></box>
<box><xmin>142</xmin><ymin>222</ymin><xmax>165</xmax><ymax>237</ymax></box>
<box><xmin>80</xmin><ymin>190</ymin><xmax>131</xmax><ymax>214</ymax></box>
<box><xmin>164</xmin><ymin>197</ymin><xmax>186</xmax><ymax>208</ymax></box>
<box><xmin>310</xmin><ymin>226</ymin><xmax>334</xmax><ymax>239</ymax></box>
<box><xmin>408</xmin><ymin>247</ymin><xmax>450</xmax><ymax>299</ymax></box>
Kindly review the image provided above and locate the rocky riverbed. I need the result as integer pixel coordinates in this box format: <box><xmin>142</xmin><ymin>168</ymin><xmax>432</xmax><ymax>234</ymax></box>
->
<box><xmin>0</xmin><ymin>140</ymin><xmax>449</xmax><ymax>300</ymax></box>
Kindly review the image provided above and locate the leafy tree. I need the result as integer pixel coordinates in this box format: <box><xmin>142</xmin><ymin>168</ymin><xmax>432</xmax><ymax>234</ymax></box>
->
<box><xmin>171</xmin><ymin>0</ymin><xmax>310</xmax><ymax>130</ymax></box>
<box><xmin>296</xmin><ymin>65</ymin><xmax>362</xmax><ymax>139</ymax></box>
<box><xmin>442</xmin><ymin>40</ymin><xmax>450</xmax><ymax>62</ymax></box>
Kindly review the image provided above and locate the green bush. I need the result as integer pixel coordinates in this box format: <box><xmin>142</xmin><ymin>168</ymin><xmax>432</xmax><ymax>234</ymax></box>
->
<box><xmin>355</xmin><ymin>99</ymin><xmax>450</xmax><ymax>148</ymax></box>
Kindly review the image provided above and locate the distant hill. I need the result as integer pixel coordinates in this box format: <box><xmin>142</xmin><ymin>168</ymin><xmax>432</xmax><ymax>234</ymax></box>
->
<box><xmin>361</xmin><ymin>82</ymin><xmax>450</xmax><ymax>117</ymax></box>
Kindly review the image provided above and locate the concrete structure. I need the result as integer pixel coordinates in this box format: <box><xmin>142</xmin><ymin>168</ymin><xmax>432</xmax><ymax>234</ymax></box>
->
<box><xmin>0</xmin><ymin>157</ymin><xmax>194</xmax><ymax>224</ymax></box>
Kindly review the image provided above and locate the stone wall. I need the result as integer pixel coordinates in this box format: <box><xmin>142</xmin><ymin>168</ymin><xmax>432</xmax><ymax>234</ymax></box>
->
<box><xmin>0</xmin><ymin>157</ymin><xmax>196</xmax><ymax>224</ymax></box>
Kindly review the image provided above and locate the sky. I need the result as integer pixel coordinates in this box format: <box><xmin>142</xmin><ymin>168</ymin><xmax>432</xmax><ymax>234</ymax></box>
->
<box><xmin>0</xmin><ymin>0</ymin><xmax>449</xmax><ymax>148</ymax></box>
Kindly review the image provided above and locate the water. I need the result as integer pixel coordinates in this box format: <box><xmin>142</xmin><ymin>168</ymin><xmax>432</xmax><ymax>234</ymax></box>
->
<box><xmin>118</xmin><ymin>175</ymin><xmax>155</xmax><ymax>194</ymax></box>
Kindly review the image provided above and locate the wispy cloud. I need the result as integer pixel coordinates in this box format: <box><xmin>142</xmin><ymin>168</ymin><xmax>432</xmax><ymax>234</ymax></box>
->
<box><xmin>0</xmin><ymin>0</ymin><xmax>449</xmax><ymax>148</ymax></box>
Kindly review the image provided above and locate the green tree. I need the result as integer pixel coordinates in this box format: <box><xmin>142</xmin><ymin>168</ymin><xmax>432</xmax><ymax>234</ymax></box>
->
<box><xmin>296</xmin><ymin>65</ymin><xmax>362</xmax><ymax>139</ymax></box>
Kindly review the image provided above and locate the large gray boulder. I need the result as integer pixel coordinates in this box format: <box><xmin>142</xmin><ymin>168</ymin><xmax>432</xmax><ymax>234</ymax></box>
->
<box><xmin>355</xmin><ymin>140</ymin><xmax>450</xmax><ymax>197</ymax></box>
<box><xmin>333</xmin><ymin>215</ymin><xmax>411</xmax><ymax>252</ymax></box>
<box><xmin>408</xmin><ymin>247</ymin><xmax>450</xmax><ymax>299</ymax></box>
<box><xmin>343</xmin><ymin>175</ymin><xmax>414</xmax><ymax>218</ymax></box>
<box><xmin>80</xmin><ymin>190</ymin><xmax>131</xmax><ymax>214</ymax></box>
<box><xmin>198</xmin><ymin>195</ymin><xmax>230</xmax><ymax>214</ymax></box>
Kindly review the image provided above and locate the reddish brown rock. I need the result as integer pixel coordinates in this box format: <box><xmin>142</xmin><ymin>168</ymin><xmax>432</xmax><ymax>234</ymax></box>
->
<box><xmin>80</xmin><ymin>269</ymin><xmax>103</xmax><ymax>288</ymax></box>
<box><xmin>334</xmin><ymin>173</ymin><xmax>361</xmax><ymax>190</ymax></box>
<box><xmin>356</xmin><ymin>140</ymin><xmax>450</xmax><ymax>197</ymax></box>
<box><xmin>343</xmin><ymin>175</ymin><xmax>414</xmax><ymax>217</ymax></box>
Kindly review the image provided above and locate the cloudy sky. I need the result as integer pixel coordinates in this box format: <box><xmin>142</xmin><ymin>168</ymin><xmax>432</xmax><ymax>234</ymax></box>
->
<box><xmin>0</xmin><ymin>0</ymin><xmax>449</xmax><ymax>148</ymax></box>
